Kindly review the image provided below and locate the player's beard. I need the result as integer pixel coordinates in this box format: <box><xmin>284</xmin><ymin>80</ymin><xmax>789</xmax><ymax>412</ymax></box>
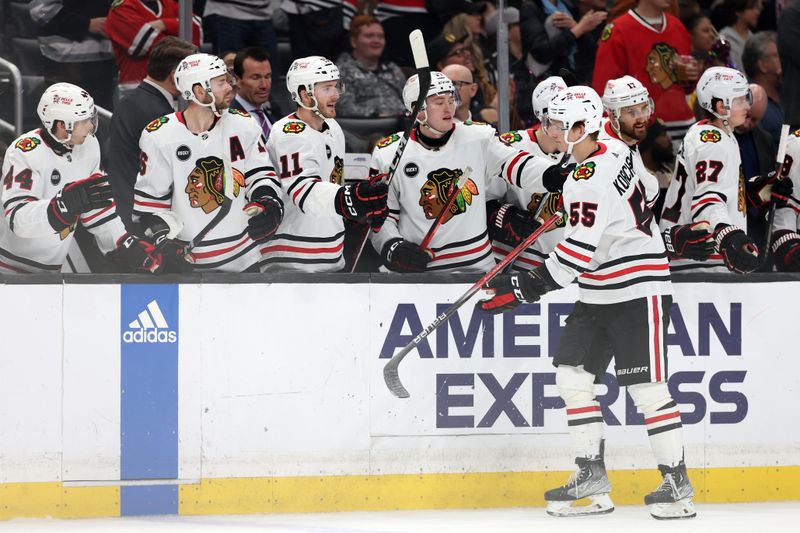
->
<box><xmin>619</xmin><ymin>119</ymin><xmax>648</xmax><ymax>142</ymax></box>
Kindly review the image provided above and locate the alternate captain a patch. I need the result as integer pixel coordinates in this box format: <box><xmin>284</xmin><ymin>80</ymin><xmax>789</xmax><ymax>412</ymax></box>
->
<box><xmin>376</xmin><ymin>133</ymin><xmax>400</xmax><ymax>148</ymax></box>
<box><xmin>499</xmin><ymin>131</ymin><xmax>522</xmax><ymax>145</ymax></box>
<box><xmin>14</xmin><ymin>137</ymin><xmax>40</xmax><ymax>152</ymax></box>
<box><xmin>283</xmin><ymin>121</ymin><xmax>305</xmax><ymax>134</ymax></box>
<box><xmin>145</xmin><ymin>116</ymin><xmax>169</xmax><ymax>132</ymax></box>
<box><xmin>699</xmin><ymin>129</ymin><xmax>721</xmax><ymax>143</ymax></box>
<box><xmin>573</xmin><ymin>162</ymin><xmax>596</xmax><ymax>180</ymax></box>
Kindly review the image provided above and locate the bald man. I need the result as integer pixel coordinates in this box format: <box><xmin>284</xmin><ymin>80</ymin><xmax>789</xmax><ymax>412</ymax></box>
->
<box><xmin>736</xmin><ymin>84</ymin><xmax>769</xmax><ymax>135</ymax></box>
<box><xmin>441</xmin><ymin>64</ymin><xmax>478</xmax><ymax>122</ymax></box>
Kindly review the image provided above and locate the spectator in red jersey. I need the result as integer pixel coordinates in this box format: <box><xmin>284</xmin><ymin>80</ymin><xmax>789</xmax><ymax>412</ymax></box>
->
<box><xmin>592</xmin><ymin>0</ymin><xmax>699</xmax><ymax>148</ymax></box>
<box><xmin>106</xmin><ymin>0</ymin><xmax>202</xmax><ymax>98</ymax></box>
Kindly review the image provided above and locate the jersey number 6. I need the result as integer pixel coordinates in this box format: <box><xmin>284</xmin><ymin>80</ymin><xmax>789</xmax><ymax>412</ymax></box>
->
<box><xmin>569</xmin><ymin>202</ymin><xmax>597</xmax><ymax>227</ymax></box>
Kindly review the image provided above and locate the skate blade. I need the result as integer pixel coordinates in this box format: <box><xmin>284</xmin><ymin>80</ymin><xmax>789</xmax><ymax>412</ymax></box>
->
<box><xmin>649</xmin><ymin>499</ymin><xmax>697</xmax><ymax>520</ymax></box>
<box><xmin>546</xmin><ymin>494</ymin><xmax>615</xmax><ymax>517</ymax></box>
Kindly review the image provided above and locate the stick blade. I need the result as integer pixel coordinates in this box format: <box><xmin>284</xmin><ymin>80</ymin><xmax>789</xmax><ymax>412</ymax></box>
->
<box><xmin>383</xmin><ymin>359</ymin><xmax>410</xmax><ymax>398</ymax></box>
<box><xmin>409</xmin><ymin>29</ymin><xmax>429</xmax><ymax>69</ymax></box>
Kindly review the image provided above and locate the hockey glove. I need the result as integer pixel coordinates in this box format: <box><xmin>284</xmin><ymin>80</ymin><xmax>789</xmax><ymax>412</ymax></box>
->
<box><xmin>381</xmin><ymin>238</ymin><xmax>432</xmax><ymax>273</ymax></box>
<box><xmin>47</xmin><ymin>173</ymin><xmax>114</xmax><ymax>232</ymax></box>
<box><xmin>746</xmin><ymin>171</ymin><xmax>794</xmax><ymax>209</ymax></box>
<box><xmin>487</xmin><ymin>201</ymin><xmax>541</xmax><ymax>247</ymax></box>
<box><xmin>244</xmin><ymin>189</ymin><xmax>284</xmax><ymax>242</ymax></box>
<box><xmin>662</xmin><ymin>221</ymin><xmax>715</xmax><ymax>260</ymax></box>
<box><xmin>714</xmin><ymin>224</ymin><xmax>759</xmax><ymax>274</ymax></box>
<box><xmin>771</xmin><ymin>230</ymin><xmax>800</xmax><ymax>272</ymax></box>
<box><xmin>139</xmin><ymin>212</ymin><xmax>178</xmax><ymax>249</ymax></box>
<box><xmin>771</xmin><ymin>178</ymin><xmax>794</xmax><ymax>209</ymax></box>
<box><xmin>334</xmin><ymin>177</ymin><xmax>389</xmax><ymax>230</ymax></box>
<box><xmin>478</xmin><ymin>266</ymin><xmax>560</xmax><ymax>314</ymax></box>
<box><xmin>542</xmin><ymin>162</ymin><xmax>576</xmax><ymax>193</ymax></box>
<box><xmin>159</xmin><ymin>240</ymin><xmax>194</xmax><ymax>274</ymax></box>
<box><xmin>107</xmin><ymin>234</ymin><xmax>163</xmax><ymax>273</ymax></box>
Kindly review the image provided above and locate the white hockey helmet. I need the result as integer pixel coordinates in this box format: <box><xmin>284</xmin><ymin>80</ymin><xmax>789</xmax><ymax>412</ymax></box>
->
<box><xmin>546</xmin><ymin>86</ymin><xmax>603</xmax><ymax>153</ymax></box>
<box><xmin>402</xmin><ymin>71</ymin><xmax>457</xmax><ymax>113</ymax></box>
<box><xmin>696</xmin><ymin>66</ymin><xmax>751</xmax><ymax>117</ymax></box>
<box><xmin>531</xmin><ymin>76</ymin><xmax>567</xmax><ymax>122</ymax></box>
<box><xmin>602</xmin><ymin>75</ymin><xmax>653</xmax><ymax>117</ymax></box>
<box><xmin>37</xmin><ymin>82</ymin><xmax>97</xmax><ymax>144</ymax></box>
<box><xmin>286</xmin><ymin>55</ymin><xmax>341</xmax><ymax>108</ymax></box>
<box><xmin>174</xmin><ymin>53</ymin><xmax>229</xmax><ymax>110</ymax></box>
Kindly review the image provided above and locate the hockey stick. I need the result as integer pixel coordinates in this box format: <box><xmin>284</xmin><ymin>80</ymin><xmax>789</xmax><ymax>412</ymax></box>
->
<box><xmin>419</xmin><ymin>166</ymin><xmax>472</xmax><ymax>253</ymax></box>
<box><xmin>383</xmin><ymin>208</ymin><xmax>564</xmax><ymax>398</ymax></box>
<box><xmin>349</xmin><ymin>29</ymin><xmax>431</xmax><ymax>272</ymax></box>
<box><xmin>762</xmin><ymin>124</ymin><xmax>790</xmax><ymax>266</ymax></box>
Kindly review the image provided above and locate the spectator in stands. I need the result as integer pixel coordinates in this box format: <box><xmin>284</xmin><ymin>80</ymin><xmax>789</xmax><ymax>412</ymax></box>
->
<box><xmin>778</xmin><ymin>0</ymin><xmax>800</xmax><ymax>128</ymax></box>
<box><xmin>29</xmin><ymin>0</ymin><xmax>115</xmax><ymax>110</ymax></box>
<box><xmin>369</xmin><ymin>0</ymin><xmax>441</xmax><ymax>67</ymax></box>
<box><xmin>203</xmin><ymin>0</ymin><xmax>280</xmax><ymax>74</ymax></box>
<box><xmin>743</xmin><ymin>31</ymin><xmax>785</xmax><ymax>145</ymax></box>
<box><xmin>104</xmin><ymin>37</ymin><xmax>197</xmax><ymax>228</ymax></box>
<box><xmin>443</xmin><ymin>11</ymin><xmax>497</xmax><ymax>111</ymax></box>
<box><xmin>593</xmin><ymin>0</ymin><xmax>699</xmax><ymax>148</ymax></box>
<box><xmin>106</xmin><ymin>0</ymin><xmax>203</xmax><ymax>97</ymax></box>
<box><xmin>336</xmin><ymin>15</ymin><xmax>406</xmax><ymax>118</ymax></box>
<box><xmin>229</xmin><ymin>47</ymin><xmax>282</xmax><ymax>140</ymax></box>
<box><xmin>682</xmin><ymin>10</ymin><xmax>724</xmax><ymax>71</ymax></box>
<box><xmin>281</xmin><ymin>0</ymin><xmax>344</xmax><ymax>61</ymax></box>
<box><xmin>441</xmin><ymin>64</ymin><xmax>478</xmax><ymax>122</ymax></box>
<box><xmin>716</xmin><ymin>0</ymin><xmax>763</xmax><ymax>72</ymax></box>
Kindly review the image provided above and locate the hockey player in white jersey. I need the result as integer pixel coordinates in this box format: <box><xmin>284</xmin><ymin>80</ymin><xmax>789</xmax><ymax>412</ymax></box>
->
<box><xmin>760</xmin><ymin>128</ymin><xmax>800</xmax><ymax>270</ymax></box>
<box><xmin>369</xmin><ymin>71</ymin><xmax>568</xmax><ymax>273</ymax></box>
<box><xmin>478</xmin><ymin>87</ymin><xmax>695</xmax><ymax>520</ymax></box>
<box><xmin>601</xmin><ymin>76</ymin><xmax>715</xmax><ymax>263</ymax></box>
<box><xmin>264</xmin><ymin>56</ymin><xmax>388</xmax><ymax>272</ymax></box>
<box><xmin>0</xmin><ymin>83</ymin><xmax>161</xmax><ymax>273</ymax></box>
<box><xmin>133</xmin><ymin>53</ymin><xmax>284</xmax><ymax>273</ymax></box>
<box><xmin>659</xmin><ymin>67</ymin><xmax>759</xmax><ymax>273</ymax></box>
<box><xmin>491</xmin><ymin>76</ymin><xmax>570</xmax><ymax>271</ymax></box>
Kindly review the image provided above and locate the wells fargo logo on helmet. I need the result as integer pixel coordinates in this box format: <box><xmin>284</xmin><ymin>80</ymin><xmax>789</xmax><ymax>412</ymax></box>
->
<box><xmin>283</xmin><ymin>121</ymin><xmax>306</xmax><ymax>134</ymax></box>
<box><xmin>376</xmin><ymin>134</ymin><xmax>400</xmax><ymax>148</ymax></box>
<box><xmin>601</xmin><ymin>23</ymin><xmax>613</xmax><ymax>41</ymax></box>
<box><xmin>228</xmin><ymin>108</ymin><xmax>250</xmax><ymax>118</ymax></box>
<box><xmin>185</xmin><ymin>156</ymin><xmax>245</xmax><ymax>214</ymax></box>
<box><xmin>699</xmin><ymin>129</ymin><xmax>721</xmax><ymax>143</ymax></box>
<box><xmin>418</xmin><ymin>168</ymin><xmax>479</xmax><ymax>225</ymax></box>
<box><xmin>573</xmin><ymin>162</ymin><xmax>596</xmax><ymax>180</ymax></box>
<box><xmin>145</xmin><ymin>116</ymin><xmax>169</xmax><ymax>132</ymax></box>
<box><xmin>15</xmin><ymin>137</ymin><xmax>40</xmax><ymax>152</ymax></box>
<box><xmin>499</xmin><ymin>131</ymin><xmax>522</xmax><ymax>145</ymax></box>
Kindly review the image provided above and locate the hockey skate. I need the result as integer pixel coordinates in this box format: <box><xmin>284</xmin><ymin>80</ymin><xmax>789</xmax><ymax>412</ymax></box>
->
<box><xmin>545</xmin><ymin>441</ymin><xmax>614</xmax><ymax>517</ymax></box>
<box><xmin>645</xmin><ymin>461</ymin><xmax>697</xmax><ymax>520</ymax></box>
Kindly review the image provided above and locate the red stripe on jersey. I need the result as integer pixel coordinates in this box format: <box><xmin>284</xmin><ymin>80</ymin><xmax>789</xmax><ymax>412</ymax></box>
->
<box><xmin>432</xmin><ymin>239</ymin><xmax>490</xmax><ymax>261</ymax></box>
<box><xmin>566</xmin><ymin>405</ymin><xmax>601</xmax><ymax>415</ymax></box>
<box><xmin>134</xmin><ymin>199</ymin><xmax>171</xmax><ymax>209</ymax></box>
<box><xmin>291</xmin><ymin>181</ymin><xmax>311</xmax><ymax>203</ymax></box>
<box><xmin>505</xmin><ymin>152</ymin><xmax>525</xmax><ymax>184</ymax></box>
<box><xmin>492</xmin><ymin>246</ymin><xmax>543</xmax><ymax>267</ymax></box>
<box><xmin>0</xmin><ymin>259</ymin><xmax>30</xmax><ymax>273</ymax></box>
<box><xmin>557</xmin><ymin>243</ymin><xmax>591</xmax><ymax>262</ymax></box>
<box><xmin>81</xmin><ymin>204</ymin><xmax>115</xmax><ymax>223</ymax></box>
<box><xmin>188</xmin><ymin>235</ymin><xmax>251</xmax><ymax>259</ymax></box>
<box><xmin>580</xmin><ymin>262</ymin><xmax>669</xmax><ymax>280</ymax></box>
<box><xmin>691</xmin><ymin>197</ymin><xmax>722</xmax><ymax>210</ymax></box>
<box><xmin>652</xmin><ymin>295</ymin><xmax>662</xmax><ymax>382</ymax></box>
<box><xmin>644</xmin><ymin>410</ymin><xmax>681</xmax><ymax>425</ymax></box>
<box><xmin>260</xmin><ymin>242</ymin><xmax>344</xmax><ymax>255</ymax></box>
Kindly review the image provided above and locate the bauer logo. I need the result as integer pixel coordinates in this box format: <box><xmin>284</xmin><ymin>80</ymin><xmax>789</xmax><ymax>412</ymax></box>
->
<box><xmin>123</xmin><ymin>300</ymin><xmax>177</xmax><ymax>343</ymax></box>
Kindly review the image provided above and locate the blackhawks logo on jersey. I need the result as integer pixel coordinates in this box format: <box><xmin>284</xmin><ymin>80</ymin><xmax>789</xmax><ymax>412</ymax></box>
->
<box><xmin>14</xmin><ymin>137</ymin><xmax>40</xmax><ymax>152</ymax></box>
<box><xmin>699</xmin><ymin>129</ymin><xmax>721</xmax><ymax>143</ymax></box>
<box><xmin>601</xmin><ymin>23</ymin><xmax>613</xmax><ymax>41</ymax></box>
<box><xmin>573</xmin><ymin>162</ymin><xmax>596</xmax><ymax>180</ymax></box>
<box><xmin>793</xmin><ymin>128</ymin><xmax>800</xmax><ymax>137</ymax></box>
<box><xmin>419</xmin><ymin>168</ymin><xmax>479</xmax><ymax>225</ymax></box>
<box><xmin>499</xmin><ymin>131</ymin><xmax>522</xmax><ymax>145</ymax></box>
<box><xmin>283</xmin><ymin>121</ymin><xmax>305</xmax><ymax>134</ymax></box>
<box><xmin>145</xmin><ymin>116</ymin><xmax>169</xmax><ymax>132</ymax></box>
<box><xmin>528</xmin><ymin>192</ymin><xmax>565</xmax><ymax>230</ymax></box>
<box><xmin>185</xmin><ymin>156</ymin><xmax>244</xmax><ymax>214</ymax></box>
<box><xmin>376</xmin><ymin>133</ymin><xmax>400</xmax><ymax>148</ymax></box>
<box><xmin>464</xmin><ymin>119</ymin><xmax>488</xmax><ymax>126</ymax></box>
<box><xmin>228</xmin><ymin>108</ymin><xmax>250</xmax><ymax>118</ymax></box>
<box><xmin>329</xmin><ymin>155</ymin><xmax>344</xmax><ymax>185</ymax></box>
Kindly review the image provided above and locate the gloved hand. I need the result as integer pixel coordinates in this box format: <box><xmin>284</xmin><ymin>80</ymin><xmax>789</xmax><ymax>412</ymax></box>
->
<box><xmin>244</xmin><ymin>190</ymin><xmax>284</xmax><ymax>242</ymax></box>
<box><xmin>487</xmin><ymin>201</ymin><xmax>541</xmax><ymax>246</ymax></box>
<box><xmin>771</xmin><ymin>230</ymin><xmax>800</xmax><ymax>272</ymax></box>
<box><xmin>746</xmin><ymin>171</ymin><xmax>793</xmax><ymax>209</ymax></box>
<box><xmin>107</xmin><ymin>234</ymin><xmax>162</xmax><ymax>273</ymax></box>
<box><xmin>160</xmin><ymin>240</ymin><xmax>194</xmax><ymax>273</ymax></box>
<box><xmin>381</xmin><ymin>238</ymin><xmax>432</xmax><ymax>273</ymax></box>
<box><xmin>477</xmin><ymin>267</ymin><xmax>559</xmax><ymax>314</ymax></box>
<box><xmin>543</xmin><ymin>162</ymin><xmax>576</xmax><ymax>193</ymax></box>
<box><xmin>662</xmin><ymin>221</ymin><xmax>715</xmax><ymax>260</ymax></box>
<box><xmin>714</xmin><ymin>224</ymin><xmax>759</xmax><ymax>274</ymax></box>
<box><xmin>47</xmin><ymin>173</ymin><xmax>113</xmax><ymax>232</ymax></box>
<box><xmin>335</xmin><ymin>176</ymin><xmax>389</xmax><ymax>230</ymax></box>
<box><xmin>771</xmin><ymin>178</ymin><xmax>794</xmax><ymax>208</ymax></box>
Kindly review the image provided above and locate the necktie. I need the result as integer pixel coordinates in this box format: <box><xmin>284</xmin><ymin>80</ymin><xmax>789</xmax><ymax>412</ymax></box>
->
<box><xmin>253</xmin><ymin>108</ymin><xmax>271</xmax><ymax>139</ymax></box>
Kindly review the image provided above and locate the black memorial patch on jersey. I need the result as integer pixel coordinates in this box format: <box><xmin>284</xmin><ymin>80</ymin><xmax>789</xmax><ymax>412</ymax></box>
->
<box><xmin>145</xmin><ymin>116</ymin><xmax>169</xmax><ymax>132</ymax></box>
<box><xmin>50</xmin><ymin>169</ymin><xmax>61</xmax><ymax>185</ymax></box>
<box><xmin>176</xmin><ymin>145</ymin><xmax>192</xmax><ymax>161</ymax></box>
<box><xmin>283</xmin><ymin>121</ymin><xmax>306</xmax><ymax>134</ymax></box>
<box><xmin>14</xmin><ymin>137</ymin><xmax>40</xmax><ymax>152</ymax></box>
<box><xmin>404</xmin><ymin>162</ymin><xmax>419</xmax><ymax>177</ymax></box>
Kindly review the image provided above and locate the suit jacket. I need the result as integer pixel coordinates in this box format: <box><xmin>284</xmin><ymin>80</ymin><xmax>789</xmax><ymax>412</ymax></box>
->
<box><xmin>779</xmin><ymin>2</ymin><xmax>800</xmax><ymax>127</ymax></box>
<box><xmin>229</xmin><ymin>96</ymin><xmax>282</xmax><ymax>129</ymax></box>
<box><xmin>103</xmin><ymin>81</ymin><xmax>175</xmax><ymax>228</ymax></box>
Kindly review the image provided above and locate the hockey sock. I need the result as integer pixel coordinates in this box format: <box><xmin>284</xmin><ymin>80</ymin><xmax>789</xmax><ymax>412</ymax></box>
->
<box><xmin>556</xmin><ymin>365</ymin><xmax>604</xmax><ymax>458</ymax></box>
<box><xmin>629</xmin><ymin>382</ymin><xmax>684</xmax><ymax>467</ymax></box>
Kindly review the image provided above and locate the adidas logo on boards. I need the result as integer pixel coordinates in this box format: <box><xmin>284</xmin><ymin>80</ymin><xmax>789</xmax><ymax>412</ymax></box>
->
<box><xmin>122</xmin><ymin>300</ymin><xmax>177</xmax><ymax>344</ymax></box>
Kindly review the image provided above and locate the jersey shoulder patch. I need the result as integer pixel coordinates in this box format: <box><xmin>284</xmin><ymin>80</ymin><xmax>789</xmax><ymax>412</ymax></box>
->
<box><xmin>793</xmin><ymin>128</ymin><xmax>800</xmax><ymax>138</ymax></box>
<box><xmin>145</xmin><ymin>116</ymin><xmax>169</xmax><ymax>133</ymax></box>
<box><xmin>572</xmin><ymin>161</ymin><xmax>596</xmax><ymax>181</ymax></box>
<box><xmin>376</xmin><ymin>133</ymin><xmax>400</xmax><ymax>148</ymax></box>
<box><xmin>14</xmin><ymin>136</ymin><xmax>41</xmax><ymax>153</ymax></box>
<box><xmin>699</xmin><ymin>128</ymin><xmax>722</xmax><ymax>143</ymax></box>
<box><xmin>228</xmin><ymin>108</ymin><xmax>250</xmax><ymax>118</ymax></box>
<box><xmin>110</xmin><ymin>0</ymin><xmax>126</xmax><ymax>9</ymax></box>
<box><xmin>282</xmin><ymin>121</ymin><xmax>306</xmax><ymax>134</ymax></box>
<box><xmin>600</xmin><ymin>23</ymin><xmax>613</xmax><ymax>41</ymax></box>
<box><xmin>464</xmin><ymin>119</ymin><xmax>488</xmax><ymax>126</ymax></box>
<box><xmin>499</xmin><ymin>131</ymin><xmax>523</xmax><ymax>145</ymax></box>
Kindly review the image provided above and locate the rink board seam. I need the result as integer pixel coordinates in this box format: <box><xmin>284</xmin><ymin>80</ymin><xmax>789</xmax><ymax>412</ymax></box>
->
<box><xmin>2</xmin><ymin>466</ymin><xmax>800</xmax><ymax>519</ymax></box>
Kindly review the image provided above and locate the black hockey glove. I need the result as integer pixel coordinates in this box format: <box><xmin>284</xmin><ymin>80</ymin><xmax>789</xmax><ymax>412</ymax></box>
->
<box><xmin>542</xmin><ymin>162</ymin><xmax>576</xmax><ymax>193</ymax></box>
<box><xmin>244</xmin><ymin>189</ymin><xmax>284</xmax><ymax>243</ymax></box>
<box><xmin>159</xmin><ymin>240</ymin><xmax>194</xmax><ymax>274</ymax></box>
<box><xmin>477</xmin><ymin>266</ymin><xmax>560</xmax><ymax>314</ymax></box>
<box><xmin>487</xmin><ymin>201</ymin><xmax>541</xmax><ymax>247</ymax></box>
<box><xmin>139</xmin><ymin>213</ymin><xmax>173</xmax><ymax>249</ymax></box>
<box><xmin>107</xmin><ymin>234</ymin><xmax>163</xmax><ymax>273</ymax></box>
<box><xmin>47</xmin><ymin>173</ymin><xmax>114</xmax><ymax>232</ymax></box>
<box><xmin>662</xmin><ymin>221</ymin><xmax>715</xmax><ymax>260</ymax></box>
<box><xmin>771</xmin><ymin>230</ymin><xmax>800</xmax><ymax>272</ymax></box>
<box><xmin>381</xmin><ymin>238</ymin><xmax>432</xmax><ymax>273</ymax></box>
<box><xmin>714</xmin><ymin>224</ymin><xmax>759</xmax><ymax>274</ymax></box>
<box><xmin>746</xmin><ymin>171</ymin><xmax>794</xmax><ymax>209</ymax></box>
<box><xmin>334</xmin><ymin>177</ymin><xmax>389</xmax><ymax>230</ymax></box>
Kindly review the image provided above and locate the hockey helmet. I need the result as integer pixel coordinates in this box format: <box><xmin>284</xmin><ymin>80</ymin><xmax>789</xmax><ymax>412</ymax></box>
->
<box><xmin>546</xmin><ymin>86</ymin><xmax>603</xmax><ymax>153</ymax></box>
<box><xmin>286</xmin><ymin>56</ymin><xmax>342</xmax><ymax>107</ymax></box>
<box><xmin>402</xmin><ymin>71</ymin><xmax>458</xmax><ymax>113</ymax></box>
<box><xmin>696</xmin><ymin>66</ymin><xmax>751</xmax><ymax>116</ymax></box>
<box><xmin>531</xmin><ymin>76</ymin><xmax>567</xmax><ymax>122</ymax></box>
<box><xmin>37</xmin><ymin>82</ymin><xmax>97</xmax><ymax>143</ymax></box>
<box><xmin>602</xmin><ymin>75</ymin><xmax>653</xmax><ymax>118</ymax></box>
<box><xmin>174</xmin><ymin>53</ymin><xmax>229</xmax><ymax>108</ymax></box>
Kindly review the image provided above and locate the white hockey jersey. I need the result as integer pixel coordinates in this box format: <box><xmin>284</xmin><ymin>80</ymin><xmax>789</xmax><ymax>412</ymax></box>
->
<box><xmin>264</xmin><ymin>112</ymin><xmax>346</xmax><ymax>272</ymax></box>
<box><xmin>543</xmin><ymin>141</ymin><xmax>672</xmax><ymax>304</ymax></box>
<box><xmin>0</xmin><ymin>129</ymin><xmax>127</xmax><ymax>273</ymax></box>
<box><xmin>133</xmin><ymin>108</ymin><xmax>280</xmax><ymax>272</ymax></box>
<box><xmin>495</xmin><ymin>125</ymin><xmax>567</xmax><ymax>270</ymax></box>
<box><xmin>369</xmin><ymin>122</ymin><xmax>555</xmax><ymax>273</ymax></box>
<box><xmin>598</xmin><ymin>119</ymin><xmax>660</xmax><ymax>206</ymax></box>
<box><xmin>659</xmin><ymin>120</ymin><xmax>746</xmax><ymax>272</ymax></box>
<box><xmin>772</xmin><ymin>128</ymin><xmax>800</xmax><ymax>235</ymax></box>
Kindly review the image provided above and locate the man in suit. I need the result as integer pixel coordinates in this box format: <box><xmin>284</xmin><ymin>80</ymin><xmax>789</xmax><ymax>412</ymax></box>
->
<box><xmin>229</xmin><ymin>47</ymin><xmax>282</xmax><ymax>141</ymax></box>
<box><xmin>103</xmin><ymin>36</ymin><xmax>197</xmax><ymax>228</ymax></box>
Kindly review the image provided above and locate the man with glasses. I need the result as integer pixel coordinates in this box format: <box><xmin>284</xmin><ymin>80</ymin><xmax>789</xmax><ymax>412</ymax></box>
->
<box><xmin>441</xmin><ymin>64</ymin><xmax>478</xmax><ymax>122</ymax></box>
